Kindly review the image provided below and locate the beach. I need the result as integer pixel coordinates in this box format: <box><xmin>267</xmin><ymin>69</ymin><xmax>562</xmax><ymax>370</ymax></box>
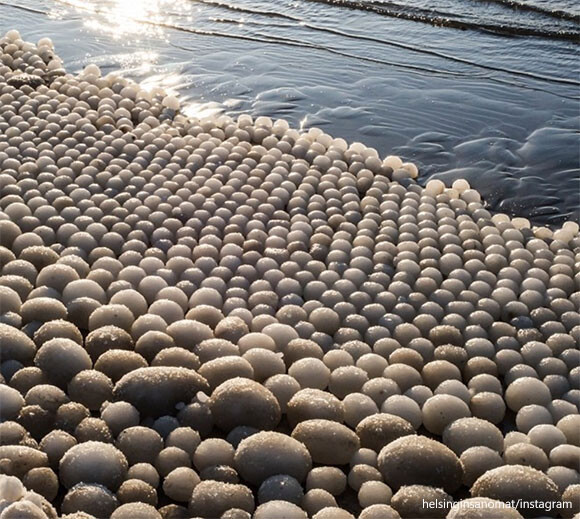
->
<box><xmin>0</xmin><ymin>1</ymin><xmax>579</xmax><ymax>517</ymax></box>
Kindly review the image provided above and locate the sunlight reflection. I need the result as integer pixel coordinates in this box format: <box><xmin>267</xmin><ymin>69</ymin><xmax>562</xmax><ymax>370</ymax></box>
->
<box><xmin>182</xmin><ymin>101</ymin><xmax>226</xmax><ymax>120</ymax></box>
<box><xmin>60</xmin><ymin>0</ymin><xmax>190</xmax><ymax>41</ymax></box>
<box><xmin>140</xmin><ymin>71</ymin><xmax>185</xmax><ymax>95</ymax></box>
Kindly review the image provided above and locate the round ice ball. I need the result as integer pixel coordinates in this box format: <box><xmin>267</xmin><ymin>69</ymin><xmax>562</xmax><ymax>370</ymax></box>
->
<box><xmin>163</xmin><ymin>466</ymin><xmax>200</xmax><ymax>502</ymax></box>
<box><xmin>234</xmin><ymin>431</ymin><xmax>312</xmax><ymax>486</ymax></box>
<box><xmin>100</xmin><ymin>401</ymin><xmax>140</xmax><ymax>437</ymax></box>
<box><xmin>253</xmin><ymin>500</ymin><xmax>308</xmax><ymax>519</ymax></box>
<box><xmin>288</xmin><ymin>358</ymin><xmax>330</xmax><ymax>390</ymax></box>
<box><xmin>257</xmin><ymin>474</ymin><xmax>304</xmax><ymax>505</ymax></box>
<box><xmin>116</xmin><ymin>426</ymin><xmax>163</xmax><ymax>465</ymax></box>
<box><xmin>34</xmin><ymin>338</ymin><xmax>92</xmax><ymax>388</ymax></box>
<box><xmin>193</xmin><ymin>438</ymin><xmax>234</xmax><ymax>471</ymax></box>
<box><xmin>422</xmin><ymin>394</ymin><xmax>471</xmax><ymax>435</ymax></box>
<box><xmin>355</xmin><ymin>414</ymin><xmax>415</xmax><ymax>452</ymax></box>
<box><xmin>471</xmin><ymin>465</ymin><xmax>560</xmax><ymax>515</ymax></box>
<box><xmin>61</xmin><ymin>483</ymin><xmax>119</xmax><ymax>518</ymax></box>
<box><xmin>442</xmin><ymin>417</ymin><xmax>503</xmax><ymax>455</ymax></box>
<box><xmin>0</xmin><ymin>385</ymin><xmax>24</xmax><ymax>421</ymax></box>
<box><xmin>391</xmin><ymin>485</ymin><xmax>451</xmax><ymax>519</ymax></box>
<box><xmin>291</xmin><ymin>419</ymin><xmax>359</xmax><ymax>465</ymax></box>
<box><xmin>380</xmin><ymin>395</ymin><xmax>422</xmax><ymax>430</ymax></box>
<box><xmin>306</xmin><ymin>467</ymin><xmax>347</xmax><ymax>496</ymax></box>
<box><xmin>209</xmin><ymin>377</ymin><xmax>281</xmax><ymax>432</ymax></box>
<box><xmin>377</xmin><ymin>435</ymin><xmax>462</xmax><ymax>493</ymax></box>
<box><xmin>110</xmin><ymin>502</ymin><xmax>162</xmax><ymax>519</ymax></box>
<box><xmin>188</xmin><ymin>480</ymin><xmax>254</xmax><ymax>518</ymax></box>
<box><xmin>460</xmin><ymin>446</ymin><xmax>503</xmax><ymax>487</ymax></box>
<box><xmin>287</xmin><ymin>388</ymin><xmax>345</xmax><ymax>428</ymax></box>
<box><xmin>117</xmin><ymin>478</ymin><xmax>157</xmax><ymax>506</ymax></box>
<box><xmin>359</xmin><ymin>504</ymin><xmax>402</xmax><ymax>519</ymax></box>
<box><xmin>358</xmin><ymin>480</ymin><xmax>393</xmax><ymax>508</ymax></box>
<box><xmin>446</xmin><ymin>498</ymin><xmax>524</xmax><ymax>519</ymax></box>
<box><xmin>59</xmin><ymin>441</ymin><xmax>128</xmax><ymax>490</ymax></box>
<box><xmin>505</xmin><ymin>377</ymin><xmax>552</xmax><ymax>412</ymax></box>
<box><xmin>0</xmin><ymin>323</ymin><xmax>37</xmax><ymax>363</ymax></box>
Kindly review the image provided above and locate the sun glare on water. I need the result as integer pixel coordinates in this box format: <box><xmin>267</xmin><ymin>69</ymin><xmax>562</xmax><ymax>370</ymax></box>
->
<box><xmin>57</xmin><ymin>0</ymin><xmax>190</xmax><ymax>41</ymax></box>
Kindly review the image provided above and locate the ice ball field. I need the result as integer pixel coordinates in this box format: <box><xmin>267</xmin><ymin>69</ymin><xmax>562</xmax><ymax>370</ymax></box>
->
<box><xmin>0</xmin><ymin>28</ymin><xmax>579</xmax><ymax>519</ymax></box>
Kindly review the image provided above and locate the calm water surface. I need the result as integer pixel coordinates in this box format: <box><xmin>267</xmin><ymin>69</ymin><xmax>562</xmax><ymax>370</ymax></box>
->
<box><xmin>1</xmin><ymin>0</ymin><xmax>579</xmax><ymax>223</ymax></box>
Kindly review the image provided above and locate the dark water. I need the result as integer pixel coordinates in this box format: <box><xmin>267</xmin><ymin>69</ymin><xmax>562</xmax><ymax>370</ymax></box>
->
<box><xmin>1</xmin><ymin>0</ymin><xmax>579</xmax><ymax>224</ymax></box>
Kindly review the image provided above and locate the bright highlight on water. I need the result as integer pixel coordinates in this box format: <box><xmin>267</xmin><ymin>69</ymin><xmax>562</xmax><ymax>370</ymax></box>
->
<box><xmin>0</xmin><ymin>28</ymin><xmax>579</xmax><ymax>519</ymax></box>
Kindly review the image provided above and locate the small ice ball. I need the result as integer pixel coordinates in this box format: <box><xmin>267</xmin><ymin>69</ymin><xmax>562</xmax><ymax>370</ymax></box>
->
<box><xmin>358</xmin><ymin>480</ymin><xmax>393</xmax><ymax>508</ymax></box>
<box><xmin>527</xmin><ymin>424</ymin><xmax>567</xmax><ymax>454</ymax></box>
<box><xmin>127</xmin><ymin>463</ymin><xmax>160</xmax><ymax>489</ymax></box>
<box><xmin>193</xmin><ymin>438</ymin><xmax>234</xmax><ymax>471</ymax></box>
<box><xmin>100</xmin><ymin>401</ymin><xmax>140</xmax><ymax>437</ymax></box>
<box><xmin>383</xmin><ymin>156</ymin><xmax>403</xmax><ymax>170</ymax></box>
<box><xmin>470</xmin><ymin>465</ymin><xmax>560</xmax><ymax>511</ymax></box>
<box><xmin>59</xmin><ymin>441</ymin><xmax>128</xmax><ymax>490</ymax></box>
<box><xmin>23</xmin><ymin>467</ymin><xmax>59</xmax><ymax>501</ymax></box>
<box><xmin>83</xmin><ymin>64</ymin><xmax>101</xmax><ymax>77</ymax></box>
<box><xmin>452</xmin><ymin>178</ymin><xmax>470</xmax><ymax>192</ymax></box>
<box><xmin>503</xmin><ymin>442</ymin><xmax>549</xmax><ymax>471</ymax></box>
<box><xmin>380</xmin><ymin>395</ymin><xmax>422</xmax><ymax>430</ymax></box>
<box><xmin>264</xmin><ymin>374</ymin><xmax>301</xmax><ymax>414</ymax></box>
<box><xmin>309</xmin><ymin>308</ymin><xmax>340</xmax><ymax>335</ymax></box>
<box><xmin>0</xmin><ymin>385</ymin><xmax>24</xmax><ymax>421</ymax></box>
<box><xmin>68</xmin><ymin>369</ymin><xmax>113</xmax><ymax>411</ymax></box>
<box><xmin>257</xmin><ymin>475</ymin><xmax>304</xmax><ymax>505</ymax></box>
<box><xmin>343</xmin><ymin>393</ymin><xmax>379</xmax><ymax>428</ymax></box>
<box><xmin>505</xmin><ymin>377</ymin><xmax>552</xmax><ymax>412</ymax></box>
<box><xmin>34</xmin><ymin>338</ymin><xmax>92</xmax><ymax>388</ymax></box>
<box><xmin>155</xmin><ymin>446</ymin><xmax>191</xmax><ymax>478</ymax></box>
<box><xmin>111</xmin><ymin>502</ymin><xmax>162</xmax><ymax>519</ymax></box>
<box><xmin>292</xmin><ymin>419</ymin><xmax>360</xmax><ymax>465</ymax></box>
<box><xmin>306</xmin><ymin>467</ymin><xmax>347</xmax><ymax>496</ymax></box>
<box><xmin>442</xmin><ymin>417</ymin><xmax>503</xmax><ymax>455</ymax></box>
<box><xmin>421</xmin><ymin>394</ymin><xmax>471</xmax><ymax>435</ymax></box>
<box><xmin>288</xmin><ymin>358</ymin><xmax>330</xmax><ymax>390</ymax></box>
<box><xmin>359</xmin><ymin>504</ymin><xmax>401</xmax><ymax>519</ymax></box>
<box><xmin>242</xmin><ymin>348</ymin><xmax>284</xmax><ymax>382</ymax></box>
<box><xmin>6</xmin><ymin>30</ymin><xmax>21</xmax><ymax>41</ymax></box>
<box><xmin>163</xmin><ymin>466</ymin><xmax>200</xmax><ymax>502</ymax></box>
<box><xmin>460</xmin><ymin>446</ymin><xmax>503</xmax><ymax>487</ymax></box>
<box><xmin>425</xmin><ymin>179</ymin><xmax>445</xmax><ymax>197</ymax></box>
<box><xmin>355</xmin><ymin>413</ymin><xmax>415</xmax><ymax>452</ymax></box>
<box><xmin>0</xmin><ymin>474</ymin><xmax>25</xmax><ymax>502</ymax></box>
<box><xmin>116</xmin><ymin>478</ymin><xmax>157</xmax><ymax>506</ymax></box>
<box><xmin>313</xmin><ymin>507</ymin><xmax>355</xmax><ymax>519</ymax></box>
<box><xmin>328</xmin><ymin>366</ymin><xmax>369</xmax><ymax>399</ymax></box>
<box><xmin>188</xmin><ymin>480</ymin><xmax>254</xmax><ymax>518</ymax></box>
<box><xmin>469</xmin><ymin>391</ymin><xmax>506</xmax><ymax>425</ymax></box>
<box><xmin>210</xmin><ymin>377</ymin><xmax>281</xmax><ymax>432</ymax></box>
<box><xmin>234</xmin><ymin>431</ymin><xmax>312</xmax><ymax>486</ymax></box>
<box><xmin>88</xmin><ymin>304</ymin><xmax>135</xmax><ymax>332</ymax></box>
<box><xmin>378</xmin><ymin>435</ymin><xmax>462</xmax><ymax>493</ymax></box>
<box><xmin>166</xmin><ymin>427</ymin><xmax>201</xmax><ymax>456</ymax></box>
<box><xmin>302</xmin><ymin>489</ymin><xmax>338</xmax><ymax>517</ymax></box>
<box><xmin>557</xmin><ymin>415</ymin><xmax>580</xmax><ymax>446</ymax></box>
<box><xmin>287</xmin><ymin>388</ymin><xmax>344</xmax><ymax>428</ymax></box>
<box><xmin>347</xmin><ymin>464</ymin><xmax>382</xmax><ymax>492</ymax></box>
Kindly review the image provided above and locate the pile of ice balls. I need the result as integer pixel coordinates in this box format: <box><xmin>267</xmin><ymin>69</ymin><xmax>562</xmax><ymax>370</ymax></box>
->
<box><xmin>0</xmin><ymin>28</ymin><xmax>579</xmax><ymax>519</ymax></box>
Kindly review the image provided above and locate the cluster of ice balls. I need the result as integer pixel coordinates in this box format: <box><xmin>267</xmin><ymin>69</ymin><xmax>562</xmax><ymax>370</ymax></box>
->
<box><xmin>0</xmin><ymin>474</ymin><xmax>57</xmax><ymax>518</ymax></box>
<box><xmin>0</xmin><ymin>28</ymin><xmax>579</xmax><ymax>519</ymax></box>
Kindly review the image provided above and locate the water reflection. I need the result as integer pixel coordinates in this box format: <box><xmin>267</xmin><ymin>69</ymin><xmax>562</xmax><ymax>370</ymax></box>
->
<box><xmin>55</xmin><ymin>0</ymin><xmax>191</xmax><ymax>40</ymax></box>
